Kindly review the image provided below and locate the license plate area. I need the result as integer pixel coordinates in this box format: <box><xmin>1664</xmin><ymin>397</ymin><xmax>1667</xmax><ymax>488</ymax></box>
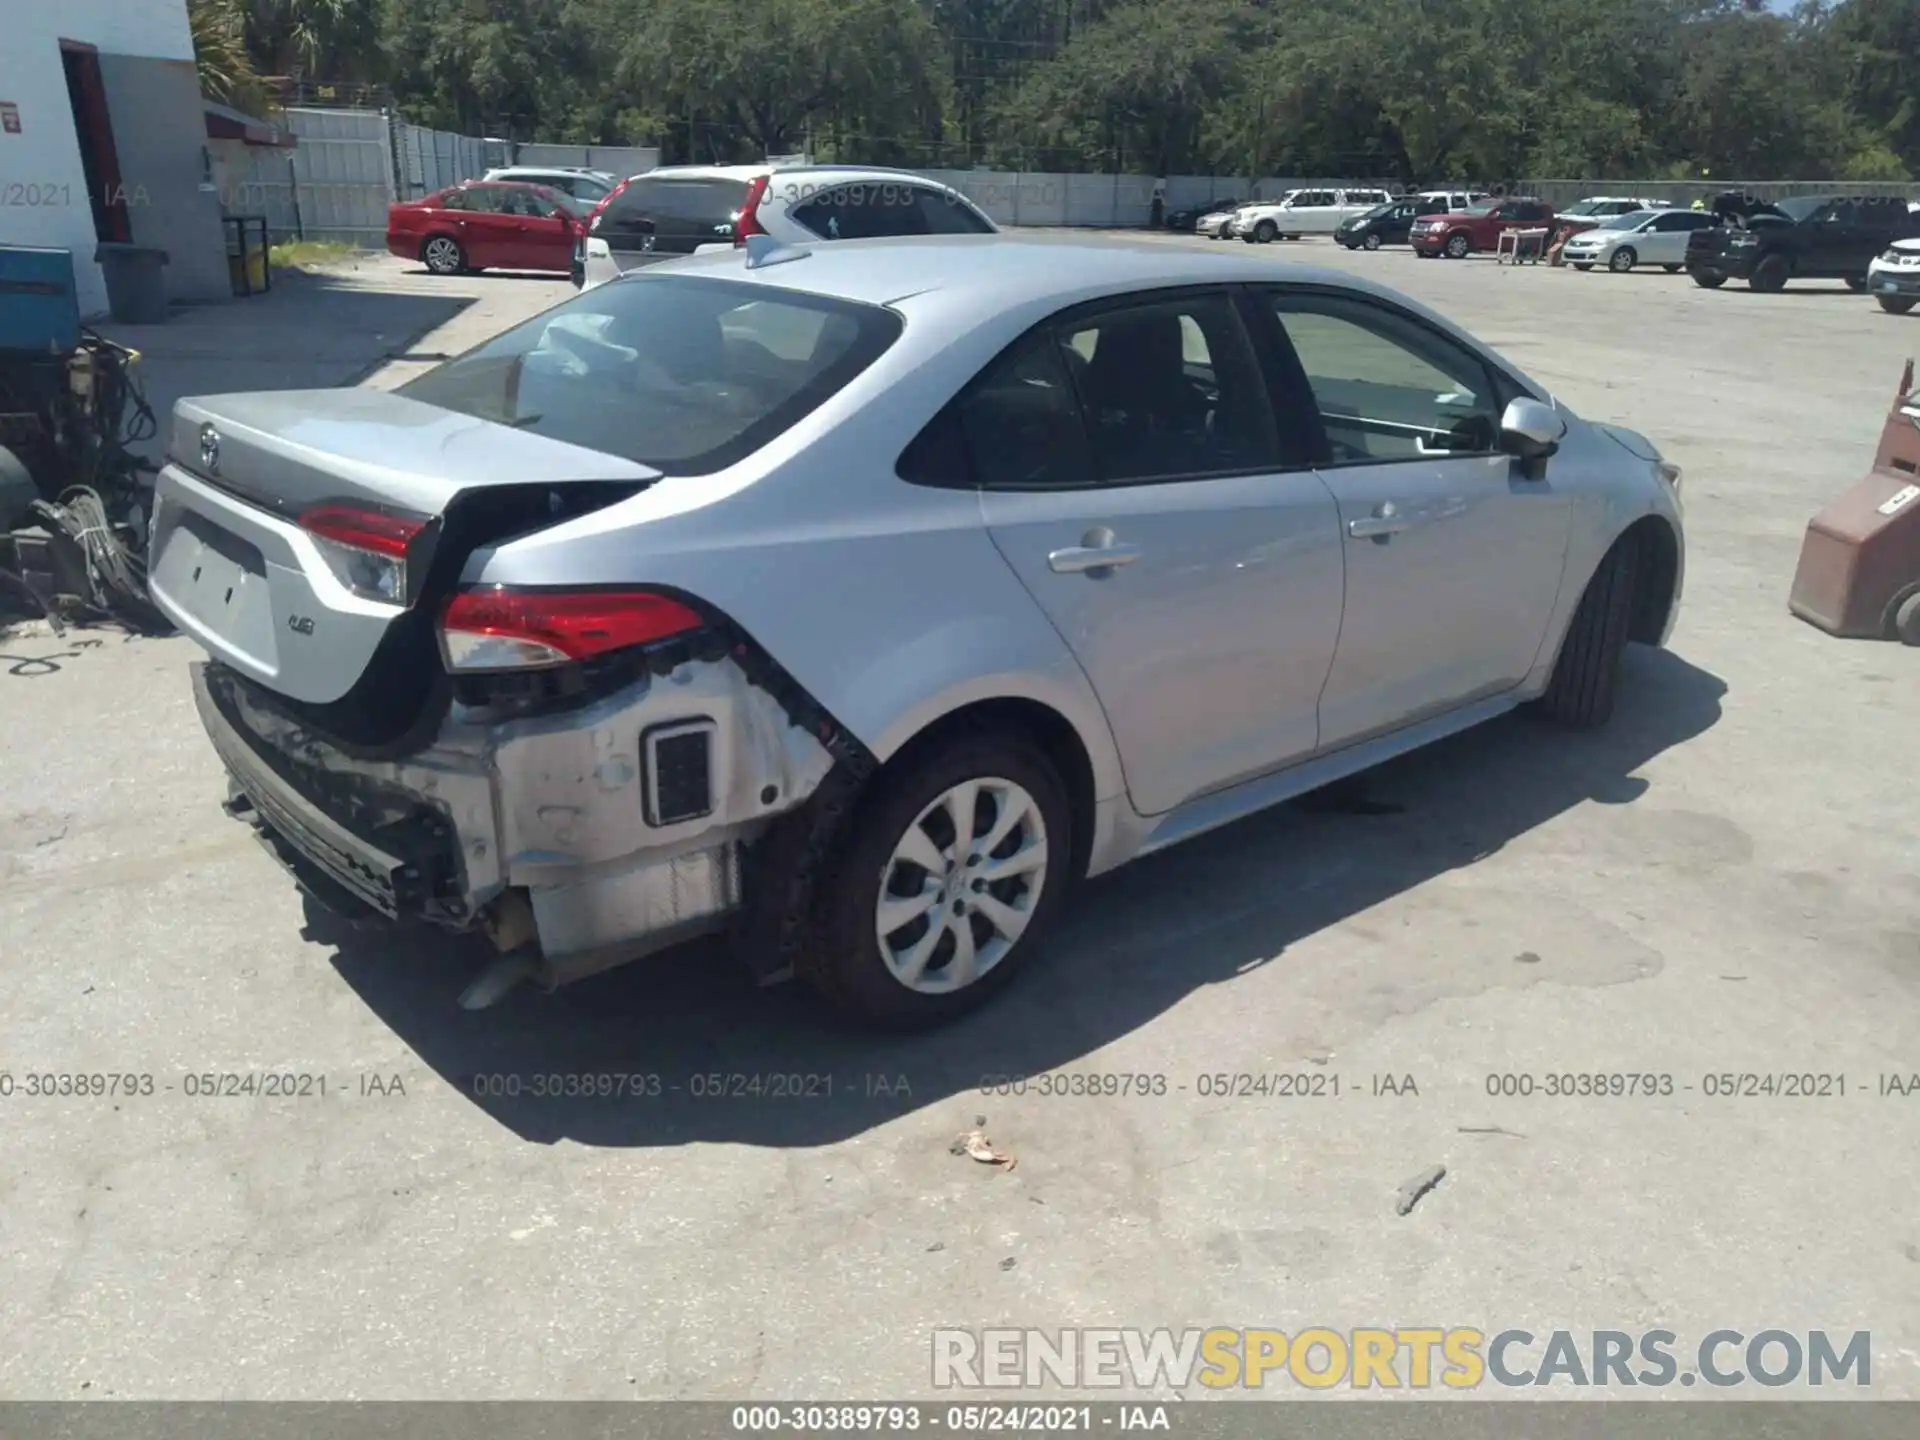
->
<box><xmin>152</xmin><ymin>509</ymin><xmax>277</xmax><ymax>668</ymax></box>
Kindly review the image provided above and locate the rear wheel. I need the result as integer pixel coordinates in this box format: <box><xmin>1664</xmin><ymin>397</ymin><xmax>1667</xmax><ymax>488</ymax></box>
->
<box><xmin>1880</xmin><ymin>295</ymin><xmax>1918</xmax><ymax>315</ymax></box>
<box><xmin>1749</xmin><ymin>254</ymin><xmax>1790</xmax><ymax>293</ymax></box>
<box><xmin>1572</xmin><ymin>262</ymin><xmax>1594</xmax><ymax>272</ymax></box>
<box><xmin>1845</xmin><ymin>276</ymin><xmax>1868</xmax><ymax>292</ymax></box>
<box><xmin>1363</xmin><ymin>233</ymin><xmax>1382</xmax><ymax>251</ymax></box>
<box><xmin>1609</xmin><ymin>246</ymin><xmax>1637</xmax><ymax>273</ymax></box>
<box><xmin>1663</xmin><ymin>264</ymin><xmax>1683</xmax><ymax>273</ymax></box>
<box><xmin>422</xmin><ymin>235</ymin><xmax>466</xmax><ymax>275</ymax></box>
<box><xmin>1895</xmin><ymin>590</ymin><xmax>1920</xmax><ymax>646</ymax></box>
<box><xmin>1692</xmin><ymin>270</ymin><xmax>1726</xmax><ymax>288</ymax></box>
<box><xmin>1444</xmin><ymin>232</ymin><xmax>1471</xmax><ymax>259</ymax></box>
<box><xmin>1254</xmin><ymin>220</ymin><xmax>1277</xmax><ymax>243</ymax></box>
<box><xmin>807</xmin><ymin>732</ymin><xmax>1072</xmax><ymax>1028</ymax></box>
<box><xmin>1532</xmin><ymin>534</ymin><xmax>1642</xmax><ymax>730</ymax></box>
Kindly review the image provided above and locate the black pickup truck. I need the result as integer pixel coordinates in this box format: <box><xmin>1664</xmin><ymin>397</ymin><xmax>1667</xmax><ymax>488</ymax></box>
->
<box><xmin>1686</xmin><ymin>193</ymin><xmax>1920</xmax><ymax>293</ymax></box>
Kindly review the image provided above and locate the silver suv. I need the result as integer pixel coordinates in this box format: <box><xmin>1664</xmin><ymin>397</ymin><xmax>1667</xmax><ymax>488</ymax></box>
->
<box><xmin>581</xmin><ymin>165</ymin><xmax>996</xmax><ymax>287</ymax></box>
<box><xmin>149</xmin><ymin>236</ymin><xmax>1683</xmax><ymax>1029</ymax></box>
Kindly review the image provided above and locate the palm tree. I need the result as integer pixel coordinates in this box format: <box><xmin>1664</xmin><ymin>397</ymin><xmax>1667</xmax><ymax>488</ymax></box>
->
<box><xmin>189</xmin><ymin>0</ymin><xmax>273</xmax><ymax>115</ymax></box>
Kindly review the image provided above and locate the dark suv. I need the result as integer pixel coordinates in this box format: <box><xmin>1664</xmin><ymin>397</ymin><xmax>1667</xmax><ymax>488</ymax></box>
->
<box><xmin>1685</xmin><ymin>194</ymin><xmax>1920</xmax><ymax>293</ymax></box>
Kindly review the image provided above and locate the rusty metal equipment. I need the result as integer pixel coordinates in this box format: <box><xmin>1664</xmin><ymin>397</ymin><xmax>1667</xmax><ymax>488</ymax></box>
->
<box><xmin>1789</xmin><ymin>359</ymin><xmax>1920</xmax><ymax>645</ymax></box>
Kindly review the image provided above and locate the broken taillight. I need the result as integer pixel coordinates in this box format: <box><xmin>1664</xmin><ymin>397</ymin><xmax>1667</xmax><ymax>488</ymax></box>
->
<box><xmin>732</xmin><ymin>175</ymin><xmax>771</xmax><ymax>245</ymax></box>
<box><xmin>439</xmin><ymin>585</ymin><xmax>704</xmax><ymax>672</ymax></box>
<box><xmin>300</xmin><ymin>503</ymin><xmax>426</xmax><ymax>605</ymax></box>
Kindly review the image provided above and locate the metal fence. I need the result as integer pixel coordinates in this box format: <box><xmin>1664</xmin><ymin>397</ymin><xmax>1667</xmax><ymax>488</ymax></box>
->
<box><xmin>506</xmin><ymin>143</ymin><xmax>661</xmax><ymax>178</ymax></box>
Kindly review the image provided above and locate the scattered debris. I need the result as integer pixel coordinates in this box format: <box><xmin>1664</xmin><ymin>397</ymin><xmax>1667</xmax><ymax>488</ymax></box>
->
<box><xmin>1458</xmin><ymin>1125</ymin><xmax>1526</xmax><ymax>1139</ymax></box>
<box><xmin>926</xmin><ymin>1242</ymin><xmax>945</xmax><ymax>1253</ymax></box>
<box><xmin>999</xmin><ymin>1256</ymin><xmax>1017</xmax><ymax>1271</ymax></box>
<box><xmin>1515</xmin><ymin>950</ymin><xmax>1542</xmax><ymax>964</ymax></box>
<box><xmin>1394</xmin><ymin>1164</ymin><xmax>1447</xmax><ymax>1216</ymax></box>
<box><xmin>952</xmin><ymin>1126</ymin><xmax>1017</xmax><ymax>1171</ymax></box>
<box><xmin>1719</xmin><ymin>975</ymin><xmax>1748</xmax><ymax>982</ymax></box>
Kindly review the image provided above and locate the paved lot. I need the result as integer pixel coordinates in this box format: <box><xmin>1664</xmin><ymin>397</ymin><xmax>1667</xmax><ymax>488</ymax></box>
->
<box><xmin>3</xmin><ymin>236</ymin><xmax>1919</xmax><ymax>1402</ymax></box>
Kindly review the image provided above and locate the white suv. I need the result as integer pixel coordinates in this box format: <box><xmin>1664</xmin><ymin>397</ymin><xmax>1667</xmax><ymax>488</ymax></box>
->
<box><xmin>580</xmin><ymin>164</ymin><xmax>997</xmax><ymax>288</ymax></box>
<box><xmin>1232</xmin><ymin>187</ymin><xmax>1394</xmax><ymax>241</ymax></box>
<box><xmin>482</xmin><ymin>167</ymin><xmax>619</xmax><ymax>203</ymax></box>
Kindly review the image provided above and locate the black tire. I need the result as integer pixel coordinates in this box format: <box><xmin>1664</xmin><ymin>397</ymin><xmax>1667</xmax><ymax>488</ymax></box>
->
<box><xmin>1845</xmin><ymin>276</ymin><xmax>1867</xmax><ymax>292</ymax></box>
<box><xmin>1663</xmin><ymin>264</ymin><xmax>1682</xmax><ymax>273</ymax></box>
<box><xmin>1572</xmin><ymin>262</ymin><xmax>1594</xmax><ymax>272</ymax></box>
<box><xmin>1881</xmin><ymin>295</ymin><xmax>1918</xmax><ymax>315</ymax></box>
<box><xmin>1444</xmin><ymin>232</ymin><xmax>1471</xmax><ymax>259</ymax></box>
<box><xmin>1692</xmin><ymin>270</ymin><xmax>1726</xmax><ymax>289</ymax></box>
<box><xmin>1363</xmin><ymin>233</ymin><xmax>1382</xmax><ymax>251</ymax></box>
<box><xmin>806</xmin><ymin>730</ymin><xmax>1074</xmax><ymax>1029</ymax></box>
<box><xmin>1254</xmin><ymin>220</ymin><xmax>1278</xmax><ymax>243</ymax></box>
<box><xmin>1609</xmin><ymin>246</ymin><xmax>1637</xmax><ymax>273</ymax></box>
<box><xmin>1749</xmin><ymin>254</ymin><xmax>1790</xmax><ymax>293</ymax></box>
<box><xmin>1892</xmin><ymin>589</ymin><xmax>1920</xmax><ymax>646</ymax></box>
<box><xmin>1533</xmin><ymin>535</ymin><xmax>1642</xmax><ymax>729</ymax></box>
<box><xmin>421</xmin><ymin>234</ymin><xmax>466</xmax><ymax>275</ymax></box>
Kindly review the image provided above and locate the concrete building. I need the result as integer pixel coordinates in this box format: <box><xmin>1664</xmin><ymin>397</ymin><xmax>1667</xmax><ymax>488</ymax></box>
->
<box><xmin>0</xmin><ymin>0</ymin><xmax>231</xmax><ymax>317</ymax></box>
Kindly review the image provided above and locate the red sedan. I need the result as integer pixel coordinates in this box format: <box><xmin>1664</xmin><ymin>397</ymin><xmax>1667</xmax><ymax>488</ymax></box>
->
<box><xmin>387</xmin><ymin>181</ymin><xmax>589</xmax><ymax>278</ymax></box>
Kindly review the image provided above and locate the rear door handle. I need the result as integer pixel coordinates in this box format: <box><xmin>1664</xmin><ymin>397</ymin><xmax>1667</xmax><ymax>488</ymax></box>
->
<box><xmin>1048</xmin><ymin>542</ymin><xmax>1141</xmax><ymax>574</ymax></box>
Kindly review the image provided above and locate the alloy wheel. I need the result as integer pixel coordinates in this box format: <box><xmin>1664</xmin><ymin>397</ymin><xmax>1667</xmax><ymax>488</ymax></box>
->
<box><xmin>423</xmin><ymin>237</ymin><xmax>462</xmax><ymax>274</ymax></box>
<box><xmin>874</xmin><ymin>777</ymin><xmax>1049</xmax><ymax>995</ymax></box>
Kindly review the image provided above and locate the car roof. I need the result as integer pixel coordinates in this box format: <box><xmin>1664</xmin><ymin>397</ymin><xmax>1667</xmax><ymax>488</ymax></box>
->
<box><xmin>633</xmin><ymin>163</ymin><xmax>951</xmax><ymax>184</ymax></box>
<box><xmin>639</xmin><ymin>233</ymin><xmax>1431</xmax><ymax>310</ymax></box>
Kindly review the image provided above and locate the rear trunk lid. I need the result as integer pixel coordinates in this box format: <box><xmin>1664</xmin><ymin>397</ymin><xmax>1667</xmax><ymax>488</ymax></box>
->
<box><xmin>150</xmin><ymin>388</ymin><xmax>657</xmax><ymax>710</ymax></box>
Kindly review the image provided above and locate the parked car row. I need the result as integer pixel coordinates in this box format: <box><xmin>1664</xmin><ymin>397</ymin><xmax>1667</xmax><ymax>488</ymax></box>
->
<box><xmin>389</xmin><ymin>163</ymin><xmax>1000</xmax><ymax>283</ymax></box>
<box><xmin>1261</xmin><ymin>185</ymin><xmax>1920</xmax><ymax>305</ymax></box>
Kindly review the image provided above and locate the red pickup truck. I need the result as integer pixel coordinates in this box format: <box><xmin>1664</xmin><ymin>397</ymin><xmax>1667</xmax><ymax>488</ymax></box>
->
<box><xmin>1411</xmin><ymin>197</ymin><xmax>1558</xmax><ymax>258</ymax></box>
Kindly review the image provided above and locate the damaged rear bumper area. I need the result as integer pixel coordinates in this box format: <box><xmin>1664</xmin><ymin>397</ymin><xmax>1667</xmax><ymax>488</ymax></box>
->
<box><xmin>193</xmin><ymin>650</ymin><xmax>836</xmax><ymax>1001</ymax></box>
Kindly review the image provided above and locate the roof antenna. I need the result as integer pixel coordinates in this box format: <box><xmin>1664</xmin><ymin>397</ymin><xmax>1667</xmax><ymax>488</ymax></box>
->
<box><xmin>743</xmin><ymin>233</ymin><xmax>810</xmax><ymax>269</ymax></box>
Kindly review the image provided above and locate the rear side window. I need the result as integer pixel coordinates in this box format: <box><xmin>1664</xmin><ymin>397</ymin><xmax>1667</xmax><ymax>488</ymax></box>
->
<box><xmin>398</xmin><ymin>275</ymin><xmax>902</xmax><ymax>476</ymax></box>
<box><xmin>953</xmin><ymin>332</ymin><xmax>1096</xmax><ymax>490</ymax></box>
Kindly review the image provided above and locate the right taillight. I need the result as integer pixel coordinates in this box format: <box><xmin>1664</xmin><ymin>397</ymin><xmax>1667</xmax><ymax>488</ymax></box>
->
<box><xmin>439</xmin><ymin>585</ymin><xmax>704</xmax><ymax>672</ymax></box>
<box><xmin>732</xmin><ymin>174</ymin><xmax>770</xmax><ymax>245</ymax></box>
<box><xmin>586</xmin><ymin>178</ymin><xmax>629</xmax><ymax>233</ymax></box>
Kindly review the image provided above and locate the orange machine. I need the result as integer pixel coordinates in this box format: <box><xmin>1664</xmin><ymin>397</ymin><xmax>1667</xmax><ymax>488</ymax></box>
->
<box><xmin>1789</xmin><ymin>359</ymin><xmax>1920</xmax><ymax>644</ymax></box>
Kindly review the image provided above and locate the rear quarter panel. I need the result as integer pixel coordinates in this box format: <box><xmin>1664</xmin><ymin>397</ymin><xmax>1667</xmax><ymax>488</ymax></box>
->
<box><xmin>462</xmin><ymin>293</ymin><xmax>1129</xmax><ymax>802</ymax></box>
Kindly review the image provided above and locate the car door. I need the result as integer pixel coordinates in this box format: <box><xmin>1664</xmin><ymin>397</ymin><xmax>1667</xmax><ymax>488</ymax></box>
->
<box><xmin>1641</xmin><ymin>209</ymin><xmax>1707</xmax><ymax>264</ymax></box>
<box><xmin>1297</xmin><ymin>189</ymin><xmax>1342</xmax><ymax>233</ymax></box>
<box><xmin>512</xmin><ymin>186</ymin><xmax>577</xmax><ymax>270</ymax></box>
<box><xmin>1254</xmin><ymin>288</ymin><xmax>1574</xmax><ymax>748</ymax></box>
<box><xmin>452</xmin><ymin>185</ymin><xmax>519</xmax><ymax>267</ymax></box>
<box><xmin>963</xmin><ymin>289</ymin><xmax>1346</xmax><ymax>816</ymax></box>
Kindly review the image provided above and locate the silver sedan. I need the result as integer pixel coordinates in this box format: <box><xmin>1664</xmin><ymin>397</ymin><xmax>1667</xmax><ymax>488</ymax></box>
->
<box><xmin>149</xmin><ymin>235</ymin><xmax>1685</xmax><ymax>1028</ymax></box>
<box><xmin>1561</xmin><ymin>209</ymin><xmax>1720</xmax><ymax>272</ymax></box>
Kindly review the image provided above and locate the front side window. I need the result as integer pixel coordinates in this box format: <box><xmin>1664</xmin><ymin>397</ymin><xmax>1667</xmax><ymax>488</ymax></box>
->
<box><xmin>1264</xmin><ymin>293</ymin><xmax>1502</xmax><ymax>466</ymax></box>
<box><xmin>398</xmin><ymin>275</ymin><xmax>902</xmax><ymax>475</ymax></box>
<box><xmin>1057</xmin><ymin>294</ymin><xmax>1278</xmax><ymax>482</ymax></box>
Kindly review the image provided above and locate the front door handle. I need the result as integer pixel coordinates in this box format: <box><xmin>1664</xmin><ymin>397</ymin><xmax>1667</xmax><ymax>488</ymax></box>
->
<box><xmin>1049</xmin><ymin>541</ymin><xmax>1141</xmax><ymax>574</ymax></box>
<box><xmin>1349</xmin><ymin>503</ymin><xmax>1414</xmax><ymax>540</ymax></box>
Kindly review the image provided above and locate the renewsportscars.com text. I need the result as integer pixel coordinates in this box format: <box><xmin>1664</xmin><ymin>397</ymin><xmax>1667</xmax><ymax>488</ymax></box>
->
<box><xmin>931</xmin><ymin>1327</ymin><xmax>1873</xmax><ymax>1391</ymax></box>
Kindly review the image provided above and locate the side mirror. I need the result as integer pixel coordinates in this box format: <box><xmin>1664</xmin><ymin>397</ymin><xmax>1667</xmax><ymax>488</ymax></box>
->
<box><xmin>1501</xmin><ymin>398</ymin><xmax>1567</xmax><ymax>475</ymax></box>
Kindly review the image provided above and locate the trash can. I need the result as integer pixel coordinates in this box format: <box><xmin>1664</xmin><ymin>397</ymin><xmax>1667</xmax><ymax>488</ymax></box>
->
<box><xmin>93</xmin><ymin>242</ymin><xmax>170</xmax><ymax>324</ymax></box>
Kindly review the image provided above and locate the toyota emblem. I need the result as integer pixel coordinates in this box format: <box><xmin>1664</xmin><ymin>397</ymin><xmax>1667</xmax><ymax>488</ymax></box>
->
<box><xmin>199</xmin><ymin>423</ymin><xmax>221</xmax><ymax>474</ymax></box>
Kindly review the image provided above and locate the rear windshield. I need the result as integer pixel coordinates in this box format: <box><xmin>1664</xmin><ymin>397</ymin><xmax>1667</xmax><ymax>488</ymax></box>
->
<box><xmin>398</xmin><ymin>275</ymin><xmax>903</xmax><ymax>475</ymax></box>
<box><xmin>607</xmin><ymin>176</ymin><xmax>750</xmax><ymax>227</ymax></box>
<box><xmin>1771</xmin><ymin>196</ymin><xmax>1829</xmax><ymax>222</ymax></box>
